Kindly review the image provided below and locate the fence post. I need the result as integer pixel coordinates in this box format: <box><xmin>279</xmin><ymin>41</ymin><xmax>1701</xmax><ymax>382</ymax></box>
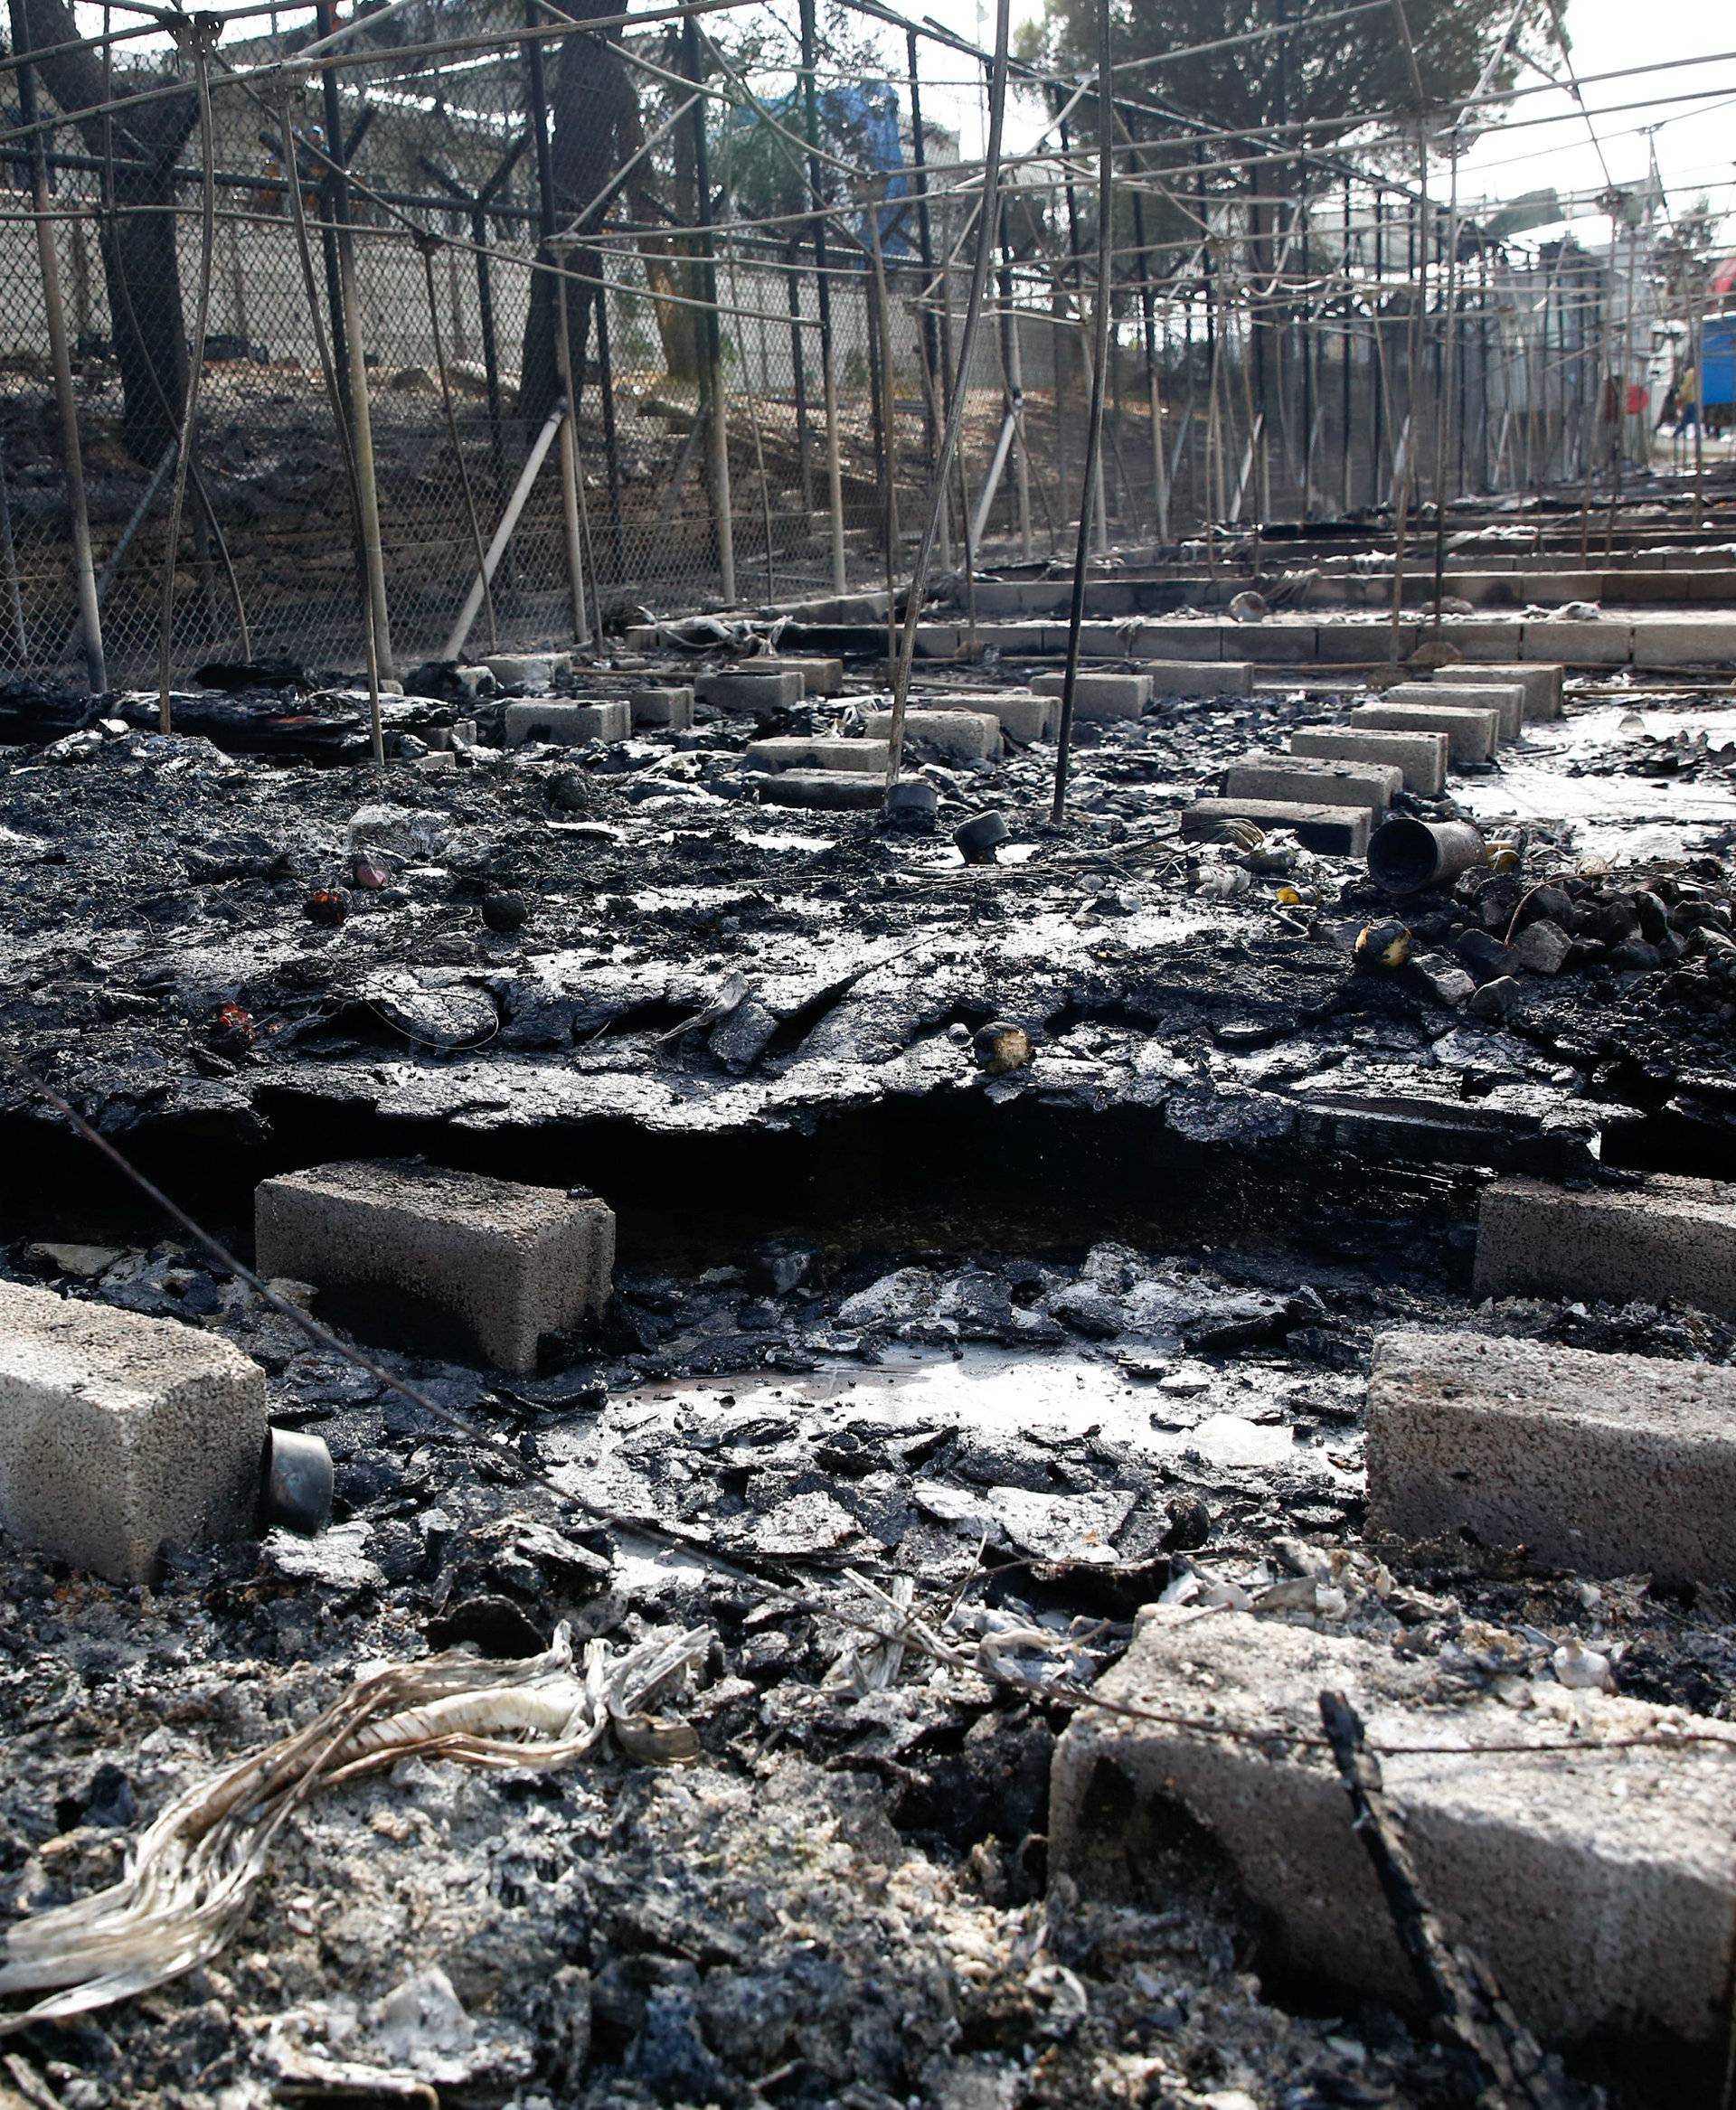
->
<box><xmin>682</xmin><ymin>16</ymin><xmax>734</xmax><ymax>605</ymax></box>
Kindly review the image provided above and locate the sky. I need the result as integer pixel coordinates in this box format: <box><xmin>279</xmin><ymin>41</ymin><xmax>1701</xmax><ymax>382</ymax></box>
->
<box><xmin>57</xmin><ymin>0</ymin><xmax>1736</xmax><ymax>246</ymax></box>
<box><xmin>902</xmin><ymin>0</ymin><xmax>1736</xmax><ymax>244</ymax></box>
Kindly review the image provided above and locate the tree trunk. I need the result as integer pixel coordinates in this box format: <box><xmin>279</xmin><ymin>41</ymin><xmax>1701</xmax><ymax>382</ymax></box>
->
<box><xmin>519</xmin><ymin>18</ymin><xmax>645</xmax><ymax>431</ymax></box>
<box><xmin>11</xmin><ymin>0</ymin><xmax>196</xmax><ymax>466</ymax></box>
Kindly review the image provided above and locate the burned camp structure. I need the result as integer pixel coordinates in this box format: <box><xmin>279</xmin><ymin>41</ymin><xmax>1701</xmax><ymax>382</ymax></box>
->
<box><xmin>4</xmin><ymin>3</ymin><xmax>1736</xmax><ymax>2107</ymax></box>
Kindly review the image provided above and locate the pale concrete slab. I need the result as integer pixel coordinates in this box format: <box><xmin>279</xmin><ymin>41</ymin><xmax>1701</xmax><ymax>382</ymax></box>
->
<box><xmin>748</xmin><ymin>655</ymin><xmax>844</xmax><ymax>695</ymax></box>
<box><xmin>744</xmin><ymin>737</ymin><xmax>892</xmax><ymax>774</ymax></box>
<box><xmin>1449</xmin><ymin>662</ymin><xmax>1564</xmax><ymax>721</ymax></box>
<box><xmin>629</xmin><ymin>685</ymin><xmax>695</xmax><ymax>730</ymax></box>
<box><xmin>1522</xmin><ymin>619</ymin><xmax>1632</xmax><ymax>666</ymax></box>
<box><xmin>694</xmin><ymin>668</ymin><xmax>804</xmax><ymax>709</ymax></box>
<box><xmin>1367</xmin><ymin>1323</ymin><xmax>1736</xmax><ymax>1586</ymax></box>
<box><xmin>0</xmin><ymin>1282</ymin><xmax>268</xmax><ymax>1583</ymax></box>
<box><xmin>503</xmin><ymin>700</ymin><xmax>630</xmax><ymax>748</ymax></box>
<box><xmin>1183</xmin><ymin>796</ymin><xmax>1371</xmax><ymax>856</ymax></box>
<box><xmin>255</xmin><ymin>1162</ymin><xmax>615</xmax><ymax>1376</ymax></box>
<box><xmin>1347</xmin><ymin>700</ymin><xmax>1500</xmax><ymax>765</ymax></box>
<box><xmin>1386</xmin><ymin>680</ymin><xmax>1524</xmax><ymax>741</ymax></box>
<box><xmin>1627</xmin><ymin>617</ymin><xmax>1736</xmax><ymax>668</ymax></box>
<box><xmin>1127</xmin><ymin>622</ymin><xmax>1227</xmax><ymax>661</ymax></box>
<box><xmin>1142</xmin><ymin>661</ymin><xmax>1255</xmax><ymax>697</ymax></box>
<box><xmin>1222</xmin><ymin>754</ymin><xmax>1401</xmax><ymax>813</ymax></box>
<box><xmin>1288</xmin><ymin>726</ymin><xmax>1448</xmax><ymax>795</ymax></box>
<box><xmin>1474</xmin><ymin>1173</ymin><xmax>1736</xmax><ymax>1320</ymax></box>
<box><xmin>1029</xmin><ymin>671</ymin><xmax>1150</xmax><ymax>720</ymax></box>
<box><xmin>1051</xmin><ymin>1606</ymin><xmax>1736</xmax><ymax>2049</ymax></box>
<box><xmin>863</xmin><ymin>709</ymin><xmax>1001</xmax><ymax>758</ymax></box>
<box><xmin>1318</xmin><ymin>625</ymin><xmax>1421</xmax><ymax>664</ymax></box>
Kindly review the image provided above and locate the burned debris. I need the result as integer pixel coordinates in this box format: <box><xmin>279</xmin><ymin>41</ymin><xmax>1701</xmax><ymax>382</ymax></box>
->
<box><xmin>5</xmin><ymin>2</ymin><xmax>1736</xmax><ymax>2107</ymax></box>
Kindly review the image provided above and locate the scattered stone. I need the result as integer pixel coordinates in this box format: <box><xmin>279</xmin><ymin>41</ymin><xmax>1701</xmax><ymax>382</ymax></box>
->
<box><xmin>481</xmin><ymin>890</ymin><xmax>531</xmax><ymax>934</ymax></box>
<box><xmin>1467</xmin><ymin>973</ymin><xmax>1521</xmax><ymax>1019</ymax></box>
<box><xmin>24</xmin><ymin>1242</ymin><xmax>123</xmax><ymax>1280</ymax></box>
<box><xmin>1509</xmin><ymin>918</ymin><xmax>1571</xmax><ymax>975</ymax></box>
<box><xmin>1410</xmin><ymin>952</ymin><xmax>1474</xmax><ymax>1007</ymax></box>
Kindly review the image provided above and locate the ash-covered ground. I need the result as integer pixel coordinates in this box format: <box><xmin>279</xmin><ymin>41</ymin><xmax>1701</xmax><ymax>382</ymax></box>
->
<box><xmin>3</xmin><ymin>651</ymin><xmax>1736</xmax><ymax>2109</ymax></box>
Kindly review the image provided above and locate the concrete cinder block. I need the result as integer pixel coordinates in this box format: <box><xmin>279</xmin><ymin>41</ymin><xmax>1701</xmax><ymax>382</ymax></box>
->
<box><xmin>1367</xmin><ymin>1323</ymin><xmax>1736</xmax><ymax>1587</ymax></box>
<box><xmin>1033</xmin><ymin>623</ymin><xmax>1129</xmax><ymax>659</ymax></box>
<box><xmin>1628</xmin><ymin>618</ymin><xmax>1736</xmax><ymax>668</ymax></box>
<box><xmin>1450</xmin><ymin>662</ymin><xmax>1564</xmax><ymax>721</ymax></box>
<box><xmin>1050</xmin><ymin>1606</ymin><xmax>1736</xmax><ymax>2049</ymax></box>
<box><xmin>1222</xmin><ymin>753</ymin><xmax>1401</xmax><ymax>813</ymax></box>
<box><xmin>1433</xmin><ymin>619</ymin><xmax>1526</xmax><ymax>662</ymax></box>
<box><xmin>1288</xmin><ymin>726</ymin><xmax>1448</xmax><ymax>796</ymax></box>
<box><xmin>971</xmin><ymin>693</ymin><xmax>1055</xmax><ymax>743</ymax></box>
<box><xmin>1522</xmin><ymin>619</ymin><xmax>1632</xmax><ymax>667</ymax></box>
<box><xmin>862</xmin><ymin>709</ymin><xmax>1000</xmax><ymax>758</ymax></box>
<box><xmin>744</xmin><ymin>655</ymin><xmax>844</xmax><ymax>695</ymax></box>
<box><xmin>1474</xmin><ymin>1173</ymin><xmax>1736</xmax><ymax>1320</ymax></box>
<box><xmin>1386</xmin><ymin>680</ymin><xmax>1524</xmax><ymax>741</ymax></box>
<box><xmin>752</xmin><ymin>770</ymin><xmax>886</xmax><ymax>811</ymax></box>
<box><xmin>483</xmin><ymin>654</ymin><xmax>555</xmax><ymax>688</ymax></box>
<box><xmin>629</xmin><ymin>684</ymin><xmax>695</xmax><ymax>730</ymax></box>
<box><xmin>744</xmin><ymin>736</ymin><xmax>891</xmax><ymax>774</ymax></box>
<box><xmin>1142</xmin><ymin>660</ymin><xmax>1255</xmax><ymax>697</ymax></box>
<box><xmin>0</xmin><ymin>1282</ymin><xmax>267</xmax><ymax>1584</ymax></box>
<box><xmin>1127</xmin><ymin>622</ymin><xmax>1225</xmax><ymax>661</ymax></box>
<box><xmin>1183</xmin><ymin>796</ymin><xmax>1371</xmax><ymax>856</ymax></box>
<box><xmin>1318</xmin><ymin>624</ymin><xmax>1420</xmax><ymax>664</ymax></box>
<box><xmin>1225</xmin><ymin>623</ymin><xmax>1318</xmax><ymax>664</ymax></box>
<box><xmin>912</xmin><ymin>624</ymin><xmax>961</xmax><ymax>658</ymax></box>
<box><xmin>1029</xmin><ymin>671</ymin><xmax>1150</xmax><ymax>720</ymax></box>
<box><xmin>503</xmin><ymin>700</ymin><xmax>630</xmax><ymax>748</ymax></box>
<box><xmin>255</xmin><ymin>1161</ymin><xmax>615</xmax><ymax>1377</ymax></box>
<box><xmin>693</xmin><ymin>668</ymin><xmax>804</xmax><ymax>710</ymax></box>
<box><xmin>1347</xmin><ymin>700</ymin><xmax>1500</xmax><ymax>765</ymax></box>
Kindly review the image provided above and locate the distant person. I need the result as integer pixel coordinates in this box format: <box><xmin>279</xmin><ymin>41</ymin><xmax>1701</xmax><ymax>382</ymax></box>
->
<box><xmin>1675</xmin><ymin>363</ymin><xmax>1699</xmax><ymax>435</ymax></box>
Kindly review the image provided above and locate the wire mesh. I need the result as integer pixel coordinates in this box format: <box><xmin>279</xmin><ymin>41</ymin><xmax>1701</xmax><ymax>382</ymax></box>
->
<box><xmin>0</xmin><ymin>4</ymin><xmax>1631</xmax><ymax>690</ymax></box>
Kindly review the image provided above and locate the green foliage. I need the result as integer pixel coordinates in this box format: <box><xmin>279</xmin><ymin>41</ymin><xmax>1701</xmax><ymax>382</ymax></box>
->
<box><xmin>1031</xmin><ymin>0</ymin><xmax>1555</xmax><ymax>162</ymax></box>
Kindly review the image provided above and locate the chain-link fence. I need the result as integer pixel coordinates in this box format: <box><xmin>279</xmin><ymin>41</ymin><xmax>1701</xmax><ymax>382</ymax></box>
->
<box><xmin>0</xmin><ymin>6</ymin><xmax>1614</xmax><ymax>691</ymax></box>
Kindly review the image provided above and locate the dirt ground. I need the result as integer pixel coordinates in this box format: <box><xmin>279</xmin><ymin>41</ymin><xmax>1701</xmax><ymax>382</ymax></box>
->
<box><xmin>3</xmin><ymin>608</ymin><xmax>1736</xmax><ymax>2108</ymax></box>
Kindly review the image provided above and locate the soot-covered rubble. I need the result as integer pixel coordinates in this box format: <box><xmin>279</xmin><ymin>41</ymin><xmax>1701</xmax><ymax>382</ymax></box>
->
<box><xmin>2</xmin><ymin>646</ymin><xmax>1736</xmax><ymax>2110</ymax></box>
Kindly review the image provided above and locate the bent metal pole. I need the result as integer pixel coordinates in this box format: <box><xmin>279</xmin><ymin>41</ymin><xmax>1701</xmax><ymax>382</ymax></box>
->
<box><xmin>883</xmin><ymin>0</ymin><xmax>1011</xmax><ymax>786</ymax></box>
<box><xmin>1049</xmin><ymin>0</ymin><xmax>1114</xmax><ymax>825</ymax></box>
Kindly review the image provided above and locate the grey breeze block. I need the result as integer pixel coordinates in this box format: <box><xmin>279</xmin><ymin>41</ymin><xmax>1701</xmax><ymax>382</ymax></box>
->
<box><xmin>255</xmin><ymin>1161</ymin><xmax>616</xmax><ymax>1376</ymax></box>
<box><xmin>1365</xmin><ymin>1323</ymin><xmax>1736</xmax><ymax>1587</ymax></box>
<box><xmin>1030</xmin><ymin>671</ymin><xmax>1151</xmax><ymax>720</ymax></box>
<box><xmin>1288</xmin><ymin>726</ymin><xmax>1448</xmax><ymax>796</ymax></box>
<box><xmin>1346</xmin><ymin>700</ymin><xmax>1500</xmax><ymax>766</ymax></box>
<box><xmin>1050</xmin><ymin>1606</ymin><xmax>1736</xmax><ymax>2051</ymax></box>
<box><xmin>1474</xmin><ymin>1173</ymin><xmax>1736</xmax><ymax>1321</ymax></box>
<box><xmin>503</xmin><ymin>700</ymin><xmax>630</xmax><ymax>748</ymax></box>
<box><xmin>0</xmin><ymin>1281</ymin><xmax>268</xmax><ymax>1583</ymax></box>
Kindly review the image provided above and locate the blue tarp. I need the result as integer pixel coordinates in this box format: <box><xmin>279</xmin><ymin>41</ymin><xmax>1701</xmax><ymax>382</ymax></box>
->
<box><xmin>1703</xmin><ymin>318</ymin><xmax>1736</xmax><ymax>410</ymax></box>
